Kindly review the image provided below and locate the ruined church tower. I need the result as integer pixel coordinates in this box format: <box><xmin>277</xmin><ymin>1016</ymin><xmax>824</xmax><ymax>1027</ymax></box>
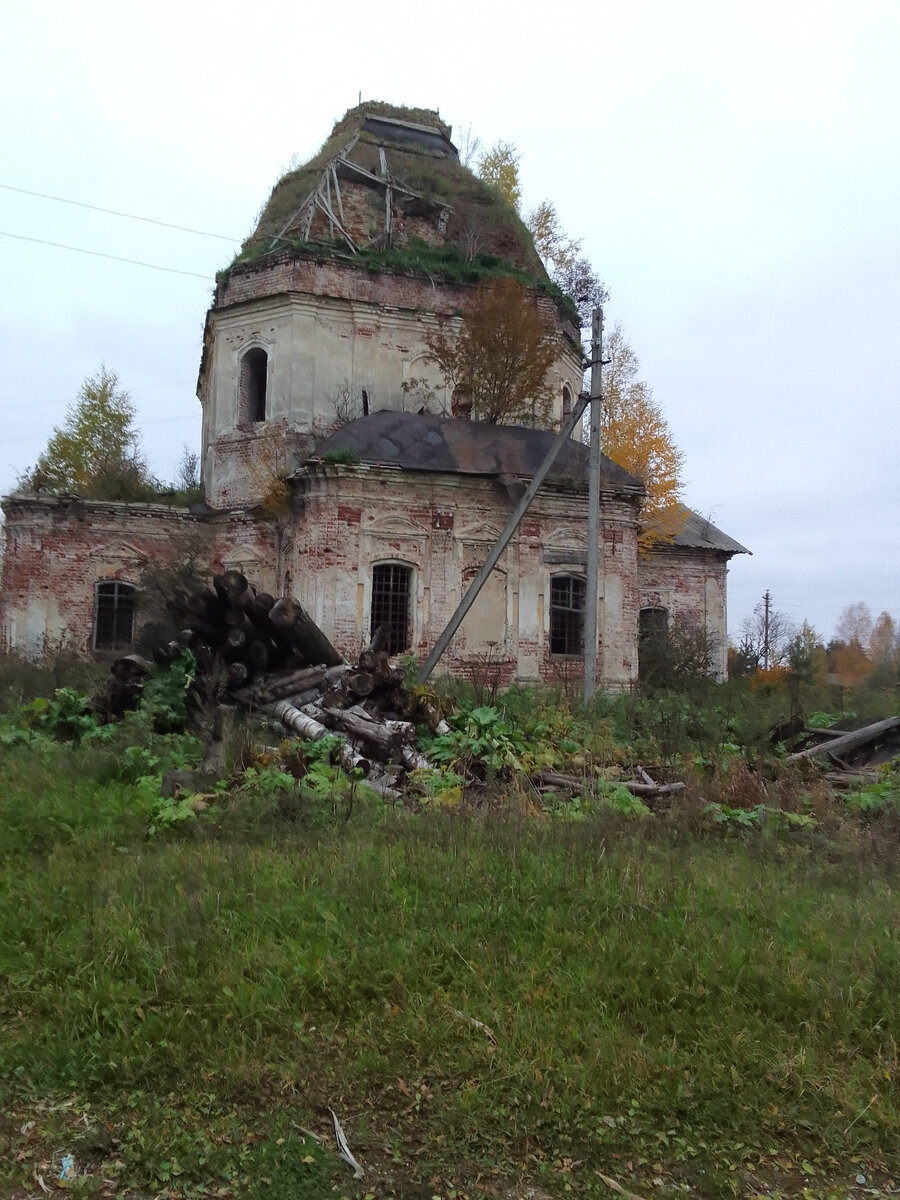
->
<box><xmin>197</xmin><ymin>104</ymin><xmax>585</xmax><ymax>508</ymax></box>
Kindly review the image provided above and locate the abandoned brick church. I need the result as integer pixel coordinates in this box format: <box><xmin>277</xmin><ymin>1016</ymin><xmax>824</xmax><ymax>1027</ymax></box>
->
<box><xmin>0</xmin><ymin>104</ymin><xmax>747</xmax><ymax>686</ymax></box>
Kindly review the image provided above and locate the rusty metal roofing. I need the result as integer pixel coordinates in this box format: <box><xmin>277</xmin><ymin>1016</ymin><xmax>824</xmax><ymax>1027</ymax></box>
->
<box><xmin>311</xmin><ymin>411</ymin><xmax>643</xmax><ymax>491</ymax></box>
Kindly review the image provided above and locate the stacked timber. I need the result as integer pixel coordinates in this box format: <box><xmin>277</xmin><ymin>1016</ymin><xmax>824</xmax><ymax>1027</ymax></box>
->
<box><xmin>145</xmin><ymin>572</ymin><xmax>443</xmax><ymax>776</ymax></box>
<box><xmin>152</xmin><ymin>570</ymin><xmax>343</xmax><ymax>690</ymax></box>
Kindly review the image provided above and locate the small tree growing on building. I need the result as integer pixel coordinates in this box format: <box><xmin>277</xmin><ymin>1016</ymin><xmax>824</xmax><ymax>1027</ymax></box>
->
<box><xmin>425</xmin><ymin>277</ymin><xmax>558</xmax><ymax>426</ymax></box>
<box><xmin>22</xmin><ymin>366</ymin><xmax>157</xmax><ymax>500</ymax></box>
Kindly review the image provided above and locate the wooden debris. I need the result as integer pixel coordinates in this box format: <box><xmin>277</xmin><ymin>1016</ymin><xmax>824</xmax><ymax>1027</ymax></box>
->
<box><xmin>787</xmin><ymin>716</ymin><xmax>900</xmax><ymax>763</ymax></box>
<box><xmin>533</xmin><ymin>769</ymin><xmax>685</xmax><ymax>800</ymax></box>
<box><xmin>269</xmin><ymin>597</ymin><xmax>343</xmax><ymax>667</ymax></box>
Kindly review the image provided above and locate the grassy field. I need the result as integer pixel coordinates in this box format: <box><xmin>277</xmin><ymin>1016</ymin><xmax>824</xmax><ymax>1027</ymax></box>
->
<box><xmin>1</xmin><ymin>686</ymin><xmax>898</xmax><ymax>1199</ymax></box>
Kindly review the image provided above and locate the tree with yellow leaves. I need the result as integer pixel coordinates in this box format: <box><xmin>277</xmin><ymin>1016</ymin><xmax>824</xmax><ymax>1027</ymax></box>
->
<box><xmin>601</xmin><ymin>324</ymin><xmax>686</xmax><ymax>552</ymax></box>
<box><xmin>425</xmin><ymin>276</ymin><xmax>559</xmax><ymax>426</ymax></box>
<box><xmin>477</xmin><ymin>140</ymin><xmax>522</xmax><ymax>212</ymax></box>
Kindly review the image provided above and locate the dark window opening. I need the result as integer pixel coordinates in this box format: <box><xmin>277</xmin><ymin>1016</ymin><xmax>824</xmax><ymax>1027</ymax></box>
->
<box><xmin>639</xmin><ymin>607</ymin><xmax>670</xmax><ymax>682</ymax></box>
<box><xmin>370</xmin><ymin>564</ymin><xmax>412</xmax><ymax>655</ymax></box>
<box><xmin>94</xmin><ymin>581</ymin><xmax>136</xmax><ymax>650</ymax></box>
<box><xmin>550</xmin><ymin>574</ymin><xmax>586</xmax><ymax>655</ymax></box>
<box><xmin>240</xmin><ymin>348</ymin><xmax>268</xmax><ymax>423</ymax></box>
<box><xmin>562</xmin><ymin>385</ymin><xmax>573</xmax><ymax>421</ymax></box>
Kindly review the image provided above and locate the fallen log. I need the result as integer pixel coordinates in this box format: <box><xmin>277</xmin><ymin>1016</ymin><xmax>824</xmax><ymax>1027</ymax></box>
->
<box><xmin>184</xmin><ymin>613</ymin><xmax>225</xmax><ymax>644</ymax></box>
<box><xmin>265</xmin><ymin>700</ymin><xmax>369</xmax><ymax>775</ymax></box>
<box><xmin>223</xmin><ymin>627</ymin><xmax>247</xmax><ymax>661</ymax></box>
<box><xmin>111</xmin><ymin>654</ymin><xmax>149</xmax><ymax>681</ymax></box>
<box><xmin>344</xmin><ymin>671</ymin><xmax>376</xmax><ymax>697</ymax></box>
<box><xmin>269</xmin><ymin>597</ymin><xmax>343</xmax><ymax>667</ymax></box>
<box><xmin>213</xmin><ymin>570</ymin><xmax>255</xmax><ymax>611</ymax></box>
<box><xmin>225</xmin><ymin>662</ymin><xmax>249</xmax><ymax>688</ymax></box>
<box><xmin>247</xmin><ymin>640</ymin><xmax>270</xmax><ymax>671</ymax></box>
<box><xmin>787</xmin><ymin>716</ymin><xmax>900</xmax><ymax>763</ymax></box>
<box><xmin>825</xmin><ymin>770</ymin><xmax>882</xmax><ymax>788</ymax></box>
<box><xmin>402</xmin><ymin>745</ymin><xmax>434</xmax><ymax>772</ymax></box>
<box><xmin>624</xmin><ymin>780</ymin><xmax>685</xmax><ymax>798</ymax></box>
<box><xmin>535</xmin><ymin>769</ymin><xmax>592</xmax><ymax>790</ymax></box>
<box><xmin>533</xmin><ymin>770</ymin><xmax>685</xmax><ymax>799</ymax></box>
<box><xmin>301</xmin><ymin>704</ymin><xmax>404</xmax><ymax>759</ymax></box>
<box><xmin>161</xmin><ymin>703</ymin><xmax>234</xmax><ymax>797</ymax></box>
<box><xmin>232</xmin><ymin>664</ymin><xmax>344</xmax><ymax>706</ymax></box>
<box><xmin>201</xmin><ymin>704</ymin><xmax>234</xmax><ymax>776</ymax></box>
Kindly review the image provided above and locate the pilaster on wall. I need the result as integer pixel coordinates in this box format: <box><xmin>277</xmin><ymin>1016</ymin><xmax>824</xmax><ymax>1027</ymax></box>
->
<box><xmin>292</xmin><ymin>466</ymin><xmax>641</xmax><ymax>687</ymax></box>
<box><xmin>638</xmin><ymin>548</ymin><xmax>731</xmax><ymax>679</ymax></box>
<box><xmin>598</xmin><ymin>497</ymin><xmax>642</xmax><ymax>689</ymax></box>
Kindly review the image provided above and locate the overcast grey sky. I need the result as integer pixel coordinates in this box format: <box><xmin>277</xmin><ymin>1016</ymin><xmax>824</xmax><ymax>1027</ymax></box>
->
<box><xmin>1</xmin><ymin>0</ymin><xmax>897</xmax><ymax>642</ymax></box>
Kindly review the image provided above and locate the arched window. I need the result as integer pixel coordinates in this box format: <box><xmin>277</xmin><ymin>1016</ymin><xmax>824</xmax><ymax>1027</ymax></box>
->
<box><xmin>370</xmin><ymin>563</ymin><xmax>412</xmax><ymax>654</ymax></box>
<box><xmin>549</xmin><ymin>574</ymin><xmax>586</xmax><ymax>656</ymax></box>
<box><xmin>562</xmin><ymin>384</ymin><xmax>573</xmax><ymax>422</ymax></box>
<box><xmin>240</xmin><ymin>348</ymin><xmax>268</xmax><ymax>423</ymax></box>
<box><xmin>93</xmin><ymin>581</ymin><xmax>136</xmax><ymax>651</ymax></box>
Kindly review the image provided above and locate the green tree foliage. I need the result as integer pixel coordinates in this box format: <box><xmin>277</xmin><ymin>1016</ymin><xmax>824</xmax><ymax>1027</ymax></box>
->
<box><xmin>477</xmin><ymin>140</ymin><xmax>522</xmax><ymax>212</ymax></box>
<box><xmin>425</xmin><ymin>276</ymin><xmax>559</xmax><ymax>425</ymax></box>
<box><xmin>787</xmin><ymin>620</ymin><xmax>828</xmax><ymax>686</ymax></box>
<box><xmin>23</xmin><ymin>366</ymin><xmax>157</xmax><ymax>500</ymax></box>
<box><xmin>638</xmin><ymin>613</ymin><xmax>719</xmax><ymax>691</ymax></box>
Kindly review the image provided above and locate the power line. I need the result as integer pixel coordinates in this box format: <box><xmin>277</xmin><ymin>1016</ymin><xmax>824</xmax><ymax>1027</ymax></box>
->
<box><xmin>1</xmin><ymin>379</ymin><xmax>195</xmax><ymax>415</ymax></box>
<box><xmin>3</xmin><ymin>412</ymin><xmax>199</xmax><ymax>445</ymax></box>
<box><xmin>0</xmin><ymin>182</ymin><xmax>240</xmax><ymax>242</ymax></box>
<box><xmin>0</xmin><ymin>230</ymin><xmax>212</xmax><ymax>279</ymax></box>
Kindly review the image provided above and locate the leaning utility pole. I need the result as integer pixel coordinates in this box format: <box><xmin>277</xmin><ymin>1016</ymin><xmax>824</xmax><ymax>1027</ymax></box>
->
<box><xmin>417</xmin><ymin>392</ymin><xmax>592</xmax><ymax>685</ymax></box>
<box><xmin>583</xmin><ymin>305</ymin><xmax>604</xmax><ymax>702</ymax></box>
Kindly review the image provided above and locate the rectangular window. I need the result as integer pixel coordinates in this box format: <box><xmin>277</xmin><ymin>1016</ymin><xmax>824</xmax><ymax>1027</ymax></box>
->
<box><xmin>94</xmin><ymin>581</ymin><xmax>136</xmax><ymax>650</ymax></box>
<box><xmin>550</xmin><ymin>575</ymin><xmax>586</xmax><ymax>656</ymax></box>
<box><xmin>370</xmin><ymin>564</ymin><xmax>411</xmax><ymax>655</ymax></box>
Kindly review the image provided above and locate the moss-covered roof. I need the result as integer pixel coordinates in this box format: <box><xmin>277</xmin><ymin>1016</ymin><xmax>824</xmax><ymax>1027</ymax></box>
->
<box><xmin>230</xmin><ymin>103</ymin><xmax>552</xmax><ymax>291</ymax></box>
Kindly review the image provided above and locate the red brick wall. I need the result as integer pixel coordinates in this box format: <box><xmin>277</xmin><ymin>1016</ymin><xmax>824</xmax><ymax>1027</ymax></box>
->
<box><xmin>2</xmin><ymin>487</ymin><xmax>727</xmax><ymax>686</ymax></box>
<box><xmin>0</xmin><ymin>498</ymin><xmax>276</xmax><ymax>658</ymax></box>
<box><xmin>292</xmin><ymin>465</ymin><xmax>642</xmax><ymax>687</ymax></box>
<box><xmin>638</xmin><ymin>548</ymin><xmax>731</xmax><ymax>678</ymax></box>
<box><xmin>218</xmin><ymin>256</ymin><xmax>565</xmax><ymax>323</ymax></box>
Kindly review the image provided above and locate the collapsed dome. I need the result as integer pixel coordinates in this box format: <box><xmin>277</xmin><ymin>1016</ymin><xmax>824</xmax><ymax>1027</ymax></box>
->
<box><xmin>232</xmin><ymin>102</ymin><xmax>548</xmax><ymax>283</ymax></box>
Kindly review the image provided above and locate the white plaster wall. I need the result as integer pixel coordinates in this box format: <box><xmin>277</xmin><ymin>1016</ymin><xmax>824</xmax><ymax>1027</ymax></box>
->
<box><xmin>202</xmin><ymin>289</ymin><xmax>585</xmax><ymax>497</ymax></box>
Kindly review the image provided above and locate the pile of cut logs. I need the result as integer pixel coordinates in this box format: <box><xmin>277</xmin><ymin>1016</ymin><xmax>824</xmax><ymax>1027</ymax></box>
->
<box><xmin>101</xmin><ymin>572</ymin><xmax>443</xmax><ymax>779</ymax></box>
<box><xmin>154</xmin><ymin>569</ymin><xmax>344</xmax><ymax>689</ymax></box>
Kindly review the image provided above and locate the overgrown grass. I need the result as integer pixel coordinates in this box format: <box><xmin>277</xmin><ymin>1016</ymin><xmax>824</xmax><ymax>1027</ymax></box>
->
<box><xmin>1</xmin><ymin>668</ymin><xmax>898</xmax><ymax>1197</ymax></box>
<box><xmin>1</xmin><ymin>721</ymin><xmax>898</xmax><ymax>1198</ymax></box>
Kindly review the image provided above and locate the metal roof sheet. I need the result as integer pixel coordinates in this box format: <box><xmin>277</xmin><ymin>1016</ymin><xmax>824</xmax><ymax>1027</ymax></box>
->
<box><xmin>311</xmin><ymin>411</ymin><xmax>642</xmax><ymax>490</ymax></box>
<box><xmin>309</xmin><ymin>413</ymin><xmax>749</xmax><ymax>556</ymax></box>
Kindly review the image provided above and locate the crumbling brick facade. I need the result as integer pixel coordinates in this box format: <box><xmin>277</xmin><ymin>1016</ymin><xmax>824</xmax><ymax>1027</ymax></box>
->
<box><xmin>292</xmin><ymin>465</ymin><xmax>642</xmax><ymax>685</ymax></box>
<box><xmin>0</xmin><ymin>497</ymin><xmax>275</xmax><ymax>659</ymax></box>
<box><xmin>640</xmin><ymin>547</ymin><xmax>731</xmax><ymax>679</ymax></box>
<box><xmin>0</xmin><ymin>105</ymin><xmax>747</xmax><ymax>684</ymax></box>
